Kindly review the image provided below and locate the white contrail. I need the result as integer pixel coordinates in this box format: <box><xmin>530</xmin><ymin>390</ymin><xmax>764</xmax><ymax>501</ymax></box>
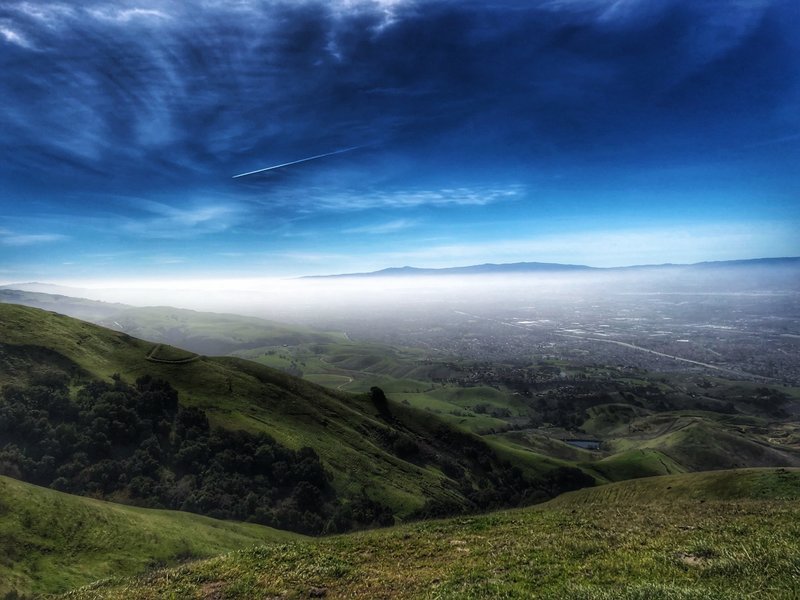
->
<box><xmin>232</xmin><ymin>145</ymin><xmax>362</xmax><ymax>178</ymax></box>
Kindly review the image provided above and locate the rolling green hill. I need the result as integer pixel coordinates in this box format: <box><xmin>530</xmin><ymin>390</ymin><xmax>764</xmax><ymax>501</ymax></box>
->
<box><xmin>0</xmin><ymin>289</ymin><xmax>337</xmax><ymax>357</ymax></box>
<box><xmin>12</xmin><ymin>289</ymin><xmax>797</xmax><ymax>481</ymax></box>
<box><xmin>4</xmin><ymin>301</ymin><xmax>800</xmax><ymax>597</ymax></box>
<box><xmin>0</xmin><ymin>303</ymin><xmax>583</xmax><ymax>528</ymax></box>
<box><xmin>611</xmin><ymin>415</ymin><xmax>800</xmax><ymax>471</ymax></box>
<box><xmin>546</xmin><ymin>467</ymin><xmax>800</xmax><ymax>507</ymax></box>
<box><xmin>61</xmin><ymin>468</ymin><xmax>800</xmax><ymax>599</ymax></box>
<box><xmin>0</xmin><ymin>288</ymin><xmax>127</xmax><ymax>322</ymax></box>
<box><xmin>0</xmin><ymin>475</ymin><xmax>301</xmax><ymax>598</ymax></box>
<box><xmin>0</xmin><ymin>288</ymin><xmax>457</xmax><ymax>397</ymax></box>
<box><xmin>4</xmin><ymin>293</ymin><xmax>799</xmax><ymax>490</ymax></box>
<box><xmin>2</xmin><ymin>299</ymin><xmax>798</xmax><ymax>501</ymax></box>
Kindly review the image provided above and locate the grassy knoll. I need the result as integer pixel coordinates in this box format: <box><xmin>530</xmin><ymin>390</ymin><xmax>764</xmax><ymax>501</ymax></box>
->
<box><xmin>0</xmin><ymin>476</ymin><xmax>301</xmax><ymax>598</ymax></box>
<box><xmin>546</xmin><ymin>467</ymin><xmax>800</xmax><ymax>506</ymax></box>
<box><xmin>583</xmin><ymin>449</ymin><xmax>686</xmax><ymax>482</ymax></box>
<box><xmin>63</xmin><ymin>469</ymin><xmax>800</xmax><ymax>600</ymax></box>
<box><xmin>0</xmin><ymin>289</ymin><xmax>127</xmax><ymax>322</ymax></box>
<box><xmin>609</xmin><ymin>415</ymin><xmax>800</xmax><ymax>472</ymax></box>
<box><xmin>488</xmin><ymin>430</ymin><xmax>600</xmax><ymax>463</ymax></box>
<box><xmin>302</xmin><ymin>373</ymin><xmax>353</xmax><ymax>389</ymax></box>
<box><xmin>484</xmin><ymin>433</ymin><xmax>684</xmax><ymax>484</ymax></box>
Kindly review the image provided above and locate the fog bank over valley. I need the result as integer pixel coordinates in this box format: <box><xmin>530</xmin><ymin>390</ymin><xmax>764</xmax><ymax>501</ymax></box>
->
<box><xmin>4</xmin><ymin>260</ymin><xmax>799</xmax><ymax>385</ymax></box>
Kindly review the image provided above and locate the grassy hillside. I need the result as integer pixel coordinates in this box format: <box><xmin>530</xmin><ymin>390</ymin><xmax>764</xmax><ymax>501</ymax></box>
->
<box><xmin>609</xmin><ymin>413</ymin><xmax>800</xmax><ymax>472</ymax></box>
<box><xmin>0</xmin><ymin>289</ymin><xmax>127</xmax><ymax>322</ymax></box>
<box><xmin>546</xmin><ymin>467</ymin><xmax>800</xmax><ymax>506</ymax></box>
<box><xmin>97</xmin><ymin>306</ymin><xmax>340</xmax><ymax>356</ymax></box>
<box><xmin>62</xmin><ymin>469</ymin><xmax>800</xmax><ymax>599</ymax></box>
<box><xmin>4</xmin><ymin>295</ymin><xmax>799</xmax><ymax>490</ymax></box>
<box><xmin>0</xmin><ymin>303</ymin><xmax>575</xmax><ymax>525</ymax></box>
<box><xmin>0</xmin><ymin>475</ymin><xmax>301</xmax><ymax>598</ymax></box>
<box><xmin>0</xmin><ymin>289</ymin><xmax>340</xmax><ymax>357</ymax></box>
<box><xmin>583</xmin><ymin>448</ymin><xmax>686</xmax><ymax>481</ymax></box>
<box><xmin>9</xmin><ymin>289</ymin><xmax>798</xmax><ymax>483</ymax></box>
<box><xmin>3</xmin><ymin>300</ymin><xmax>798</xmax><ymax>500</ymax></box>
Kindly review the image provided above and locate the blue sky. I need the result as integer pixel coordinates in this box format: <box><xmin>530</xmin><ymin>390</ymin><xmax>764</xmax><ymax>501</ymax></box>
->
<box><xmin>1</xmin><ymin>0</ymin><xmax>798</xmax><ymax>281</ymax></box>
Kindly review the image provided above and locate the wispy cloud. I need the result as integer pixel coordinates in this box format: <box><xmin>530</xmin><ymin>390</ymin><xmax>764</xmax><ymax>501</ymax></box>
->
<box><xmin>12</xmin><ymin>2</ymin><xmax>76</xmax><ymax>24</ymax></box>
<box><xmin>0</xmin><ymin>231</ymin><xmax>68</xmax><ymax>246</ymax></box>
<box><xmin>122</xmin><ymin>201</ymin><xmax>244</xmax><ymax>239</ymax></box>
<box><xmin>328</xmin><ymin>0</ymin><xmax>409</xmax><ymax>32</ymax></box>
<box><xmin>316</xmin><ymin>185</ymin><xmax>525</xmax><ymax>211</ymax></box>
<box><xmin>343</xmin><ymin>218</ymin><xmax>416</xmax><ymax>234</ymax></box>
<box><xmin>86</xmin><ymin>7</ymin><xmax>171</xmax><ymax>23</ymax></box>
<box><xmin>1</xmin><ymin>0</ymin><xmax>797</xmax><ymax>280</ymax></box>
<box><xmin>0</xmin><ymin>23</ymin><xmax>32</xmax><ymax>48</ymax></box>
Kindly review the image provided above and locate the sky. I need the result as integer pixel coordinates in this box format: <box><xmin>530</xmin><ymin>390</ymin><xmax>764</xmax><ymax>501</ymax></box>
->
<box><xmin>1</xmin><ymin>0</ymin><xmax>799</xmax><ymax>282</ymax></box>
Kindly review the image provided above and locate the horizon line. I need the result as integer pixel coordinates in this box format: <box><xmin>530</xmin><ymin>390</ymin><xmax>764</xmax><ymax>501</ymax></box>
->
<box><xmin>299</xmin><ymin>256</ymin><xmax>800</xmax><ymax>278</ymax></box>
<box><xmin>1</xmin><ymin>256</ymin><xmax>798</xmax><ymax>288</ymax></box>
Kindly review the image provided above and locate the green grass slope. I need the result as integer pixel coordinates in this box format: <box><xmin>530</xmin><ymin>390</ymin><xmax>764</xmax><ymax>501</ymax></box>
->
<box><xmin>0</xmin><ymin>289</ymin><xmax>127</xmax><ymax>322</ymax></box>
<box><xmin>612</xmin><ymin>415</ymin><xmax>800</xmax><ymax>472</ymax></box>
<box><xmin>63</xmin><ymin>469</ymin><xmax>800</xmax><ymax>600</ymax></box>
<box><xmin>0</xmin><ymin>289</ymin><xmax>341</xmax><ymax>357</ymax></box>
<box><xmin>0</xmin><ymin>475</ymin><xmax>301</xmax><ymax>598</ymax></box>
<box><xmin>583</xmin><ymin>448</ymin><xmax>686</xmax><ymax>482</ymax></box>
<box><xmin>10</xmin><ymin>290</ymin><xmax>797</xmax><ymax>484</ymax></box>
<box><xmin>0</xmin><ymin>304</ymin><xmax>563</xmax><ymax>521</ymax></box>
<box><xmin>0</xmin><ymin>289</ymin><xmax>458</xmax><ymax>400</ymax></box>
<box><xmin>547</xmin><ymin>467</ymin><xmax>800</xmax><ymax>507</ymax></box>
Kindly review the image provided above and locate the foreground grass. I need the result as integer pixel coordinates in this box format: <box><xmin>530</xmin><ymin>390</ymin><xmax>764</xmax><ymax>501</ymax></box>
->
<box><xmin>66</xmin><ymin>469</ymin><xmax>800</xmax><ymax>599</ymax></box>
<box><xmin>0</xmin><ymin>477</ymin><xmax>302</xmax><ymax>597</ymax></box>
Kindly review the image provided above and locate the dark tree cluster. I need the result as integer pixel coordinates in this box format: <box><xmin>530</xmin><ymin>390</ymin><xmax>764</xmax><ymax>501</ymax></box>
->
<box><xmin>747</xmin><ymin>387</ymin><xmax>789</xmax><ymax>418</ymax></box>
<box><xmin>0</xmin><ymin>373</ymin><xmax>388</xmax><ymax>534</ymax></box>
<box><xmin>533</xmin><ymin>387</ymin><xmax>627</xmax><ymax>429</ymax></box>
<box><xmin>422</xmin><ymin>426</ymin><xmax>528</xmax><ymax>513</ymax></box>
<box><xmin>361</xmin><ymin>387</ymin><xmax>593</xmax><ymax>520</ymax></box>
<box><xmin>413</xmin><ymin>459</ymin><xmax>594</xmax><ymax>519</ymax></box>
<box><xmin>375</xmin><ymin>427</ymin><xmax>512</xmax><ymax>509</ymax></box>
<box><xmin>473</xmin><ymin>403</ymin><xmax>512</xmax><ymax>418</ymax></box>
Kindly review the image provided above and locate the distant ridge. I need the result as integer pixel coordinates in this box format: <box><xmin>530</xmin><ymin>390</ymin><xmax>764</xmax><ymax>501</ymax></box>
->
<box><xmin>302</xmin><ymin>256</ymin><xmax>800</xmax><ymax>279</ymax></box>
<box><xmin>303</xmin><ymin>261</ymin><xmax>596</xmax><ymax>279</ymax></box>
<box><xmin>0</xmin><ymin>281</ymin><xmax>92</xmax><ymax>296</ymax></box>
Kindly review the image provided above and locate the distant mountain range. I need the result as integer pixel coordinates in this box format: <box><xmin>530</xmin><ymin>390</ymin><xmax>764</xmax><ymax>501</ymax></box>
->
<box><xmin>302</xmin><ymin>256</ymin><xmax>800</xmax><ymax>278</ymax></box>
<box><xmin>2</xmin><ymin>258</ymin><xmax>797</xmax><ymax>291</ymax></box>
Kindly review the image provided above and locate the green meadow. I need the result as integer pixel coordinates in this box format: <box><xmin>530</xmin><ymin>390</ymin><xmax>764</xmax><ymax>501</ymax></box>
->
<box><xmin>0</xmin><ymin>476</ymin><xmax>301</xmax><ymax>597</ymax></box>
<box><xmin>63</xmin><ymin>469</ymin><xmax>800</xmax><ymax>600</ymax></box>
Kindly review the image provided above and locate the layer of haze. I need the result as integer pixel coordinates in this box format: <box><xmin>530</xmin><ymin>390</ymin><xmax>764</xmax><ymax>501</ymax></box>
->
<box><xmin>17</xmin><ymin>264</ymin><xmax>799</xmax><ymax>324</ymax></box>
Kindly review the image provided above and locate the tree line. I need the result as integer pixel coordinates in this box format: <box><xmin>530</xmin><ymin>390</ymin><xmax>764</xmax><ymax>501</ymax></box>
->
<box><xmin>0</xmin><ymin>372</ymin><xmax>390</xmax><ymax>534</ymax></box>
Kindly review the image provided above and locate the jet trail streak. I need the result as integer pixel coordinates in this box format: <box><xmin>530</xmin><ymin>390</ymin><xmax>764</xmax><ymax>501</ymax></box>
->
<box><xmin>232</xmin><ymin>146</ymin><xmax>362</xmax><ymax>178</ymax></box>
